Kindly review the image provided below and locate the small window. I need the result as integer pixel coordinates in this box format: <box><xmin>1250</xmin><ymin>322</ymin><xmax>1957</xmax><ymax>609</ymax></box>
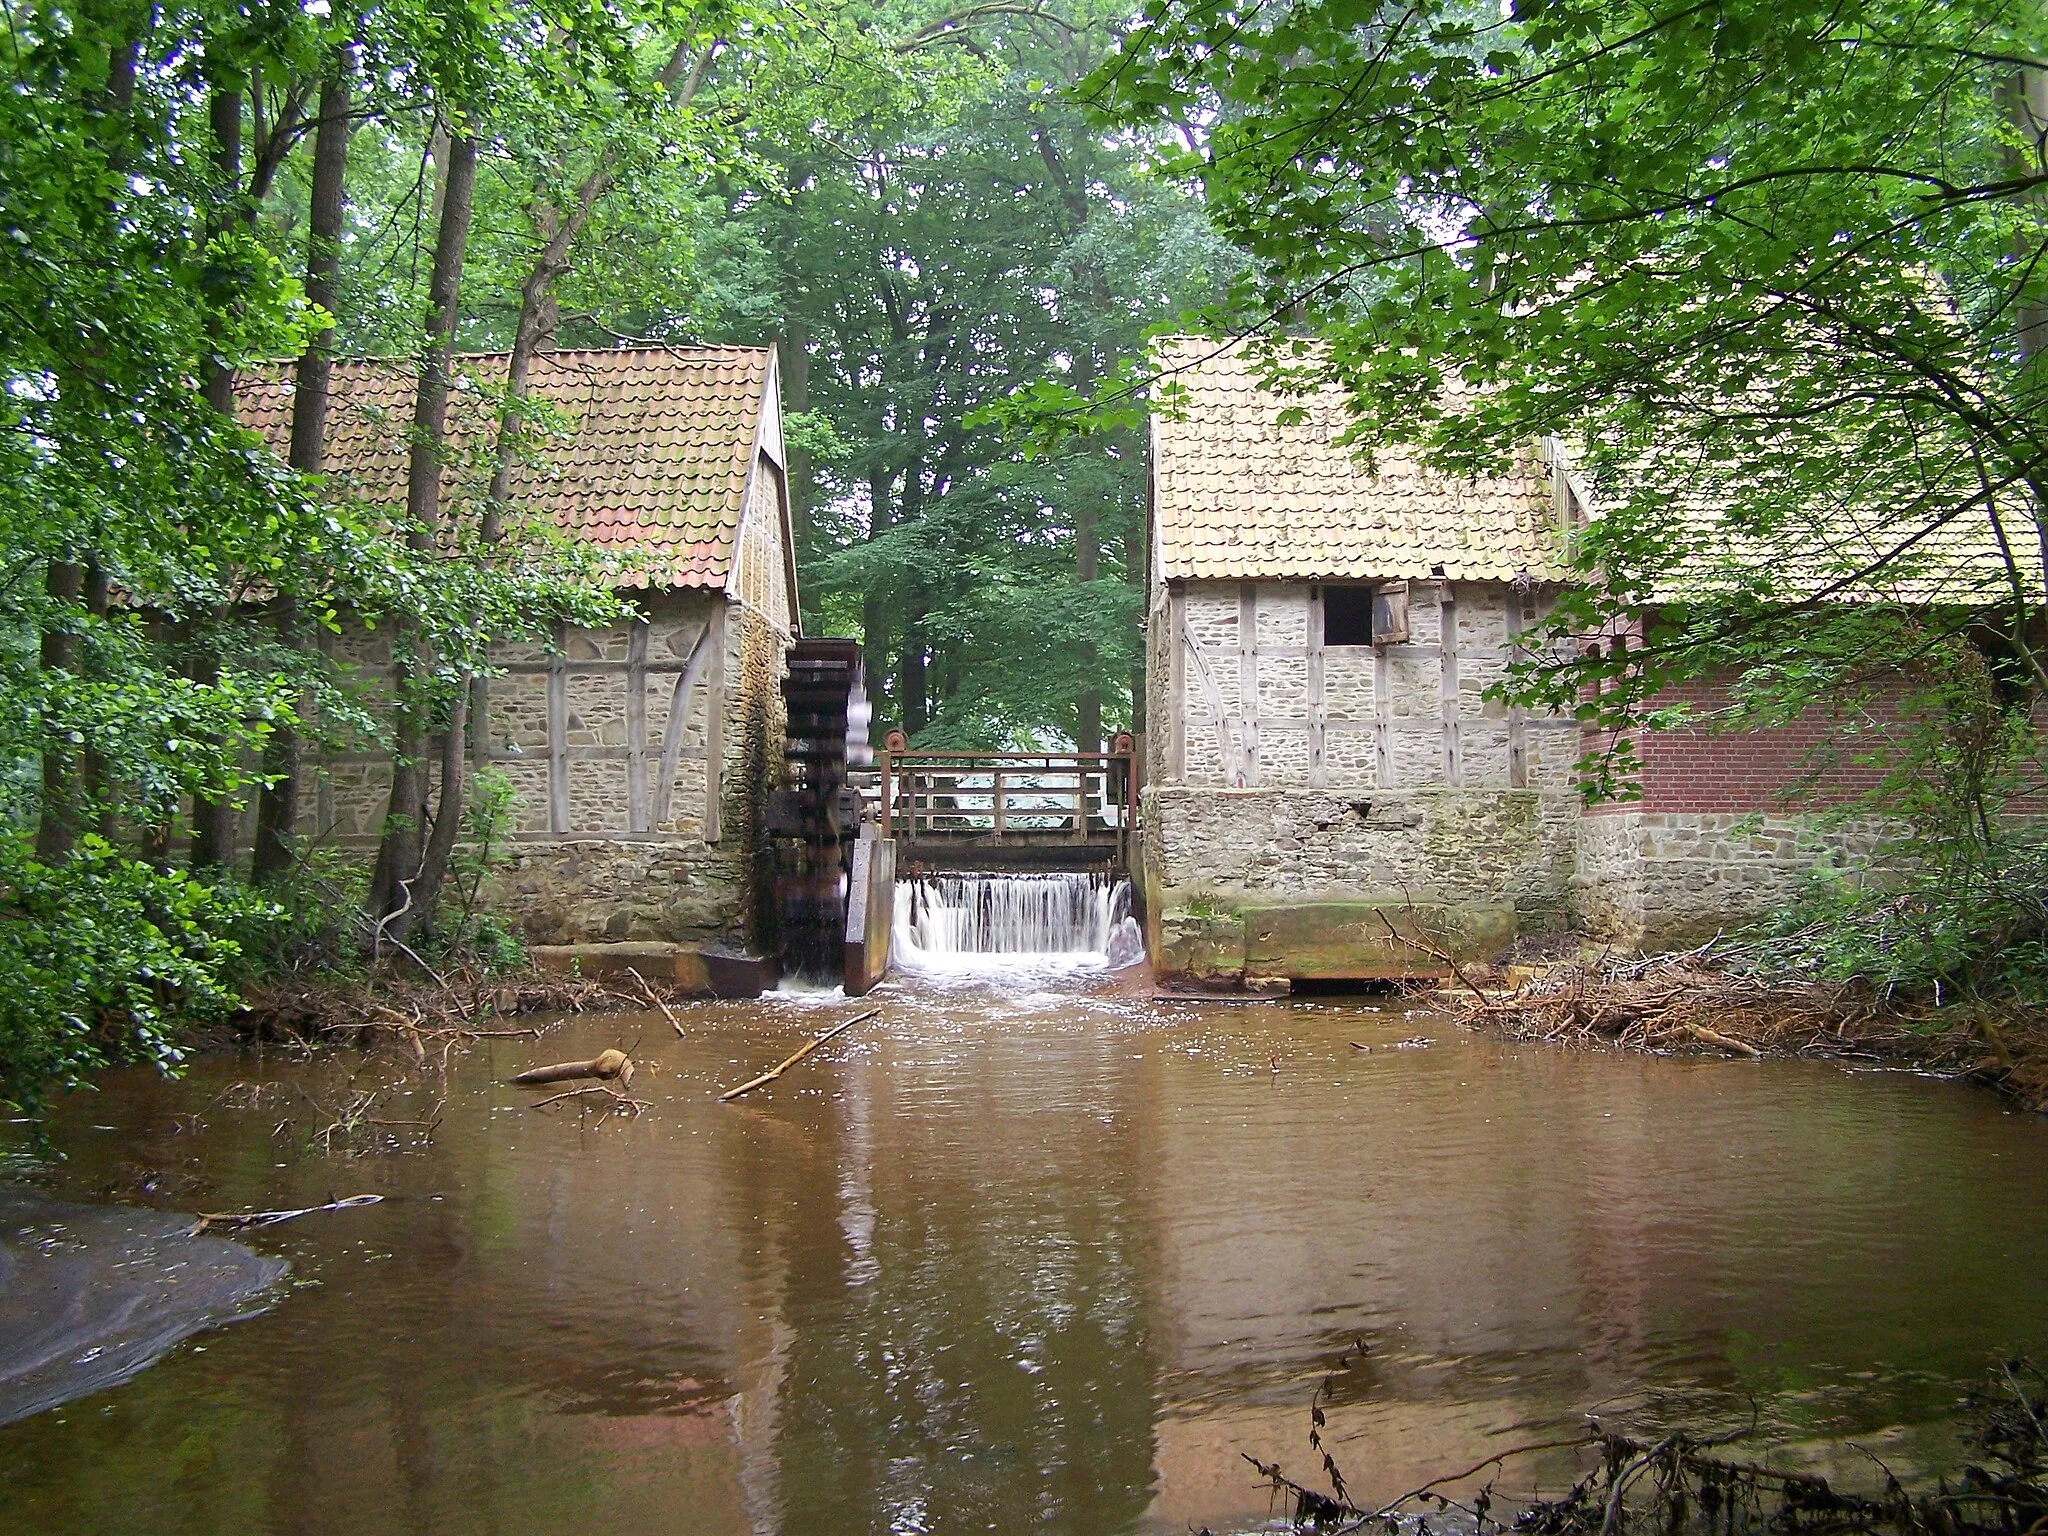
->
<box><xmin>1321</xmin><ymin>583</ymin><xmax>1408</xmax><ymax>647</ymax></box>
<box><xmin>1322</xmin><ymin>585</ymin><xmax>1375</xmax><ymax>646</ymax></box>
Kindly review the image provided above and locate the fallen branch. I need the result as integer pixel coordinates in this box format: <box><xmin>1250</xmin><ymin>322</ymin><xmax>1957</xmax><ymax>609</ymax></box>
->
<box><xmin>1377</xmin><ymin>909</ymin><xmax>1488</xmax><ymax>1001</ymax></box>
<box><xmin>720</xmin><ymin>1008</ymin><xmax>881</xmax><ymax>1102</ymax></box>
<box><xmin>1679</xmin><ymin>1022</ymin><xmax>1764</xmax><ymax>1058</ymax></box>
<box><xmin>627</xmin><ymin>966</ymin><xmax>688</xmax><ymax>1038</ymax></box>
<box><xmin>191</xmin><ymin>1193</ymin><xmax>384</xmax><ymax>1234</ymax></box>
<box><xmin>511</xmin><ymin>1048</ymin><xmax>634</xmax><ymax>1089</ymax></box>
<box><xmin>527</xmin><ymin>1084</ymin><xmax>649</xmax><ymax>1116</ymax></box>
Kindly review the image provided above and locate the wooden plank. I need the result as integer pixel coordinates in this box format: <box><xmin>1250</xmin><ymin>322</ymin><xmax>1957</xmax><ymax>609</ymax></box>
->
<box><xmin>703</xmin><ymin>600</ymin><xmax>725</xmax><ymax>844</ymax></box>
<box><xmin>1238</xmin><ymin>582</ymin><xmax>1259</xmax><ymax>787</ymax></box>
<box><xmin>1167</xmin><ymin>586</ymin><xmax>1186</xmax><ymax>781</ymax></box>
<box><xmin>500</xmin><ymin>658</ymin><xmax>674</xmax><ymax>674</ymax></box>
<box><xmin>651</xmin><ymin>623</ymin><xmax>715</xmax><ymax>830</ymax></box>
<box><xmin>1374</xmin><ymin>643</ymin><xmax>1393</xmax><ymax>787</ymax></box>
<box><xmin>1504</xmin><ymin>590</ymin><xmax>1528</xmax><ymax>788</ymax></box>
<box><xmin>626</xmin><ymin>620</ymin><xmax>649</xmax><ymax>832</ymax></box>
<box><xmin>1440</xmin><ymin>590</ymin><xmax>1462</xmax><ymax>785</ymax></box>
<box><xmin>1306</xmin><ymin>585</ymin><xmax>1327</xmax><ymax>789</ymax></box>
<box><xmin>547</xmin><ymin>623</ymin><xmax>568</xmax><ymax>834</ymax></box>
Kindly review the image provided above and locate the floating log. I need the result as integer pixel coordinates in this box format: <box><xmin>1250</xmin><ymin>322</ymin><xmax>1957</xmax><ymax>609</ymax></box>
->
<box><xmin>719</xmin><ymin>1008</ymin><xmax>880</xmax><ymax>1102</ymax></box>
<box><xmin>511</xmin><ymin>1048</ymin><xmax>633</xmax><ymax>1089</ymax></box>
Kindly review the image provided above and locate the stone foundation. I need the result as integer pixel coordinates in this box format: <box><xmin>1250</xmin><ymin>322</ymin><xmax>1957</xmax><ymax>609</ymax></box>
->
<box><xmin>483</xmin><ymin>837</ymin><xmax>755</xmax><ymax>947</ymax></box>
<box><xmin>1574</xmin><ymin>810</ymin><xmax>1892</xmax><ymax>950</ymax></box>
<box><xmin>1142</xmin><ymin>784</ymin><xmax>1575</xmax><ymax>982</ymax></box>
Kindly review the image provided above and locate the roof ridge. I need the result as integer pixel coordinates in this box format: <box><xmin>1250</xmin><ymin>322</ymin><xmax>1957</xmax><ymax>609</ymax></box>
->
<box><xmin>246</xmin><ymin>344</ymin><xmax>771</xmax><ymax>370</ymax></box>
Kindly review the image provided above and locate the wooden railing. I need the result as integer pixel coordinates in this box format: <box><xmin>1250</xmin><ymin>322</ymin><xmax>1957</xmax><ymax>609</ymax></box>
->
<box><xmin>878</xmin><ymin>748</ymin><xmax>1136</xmax><ymax>868</ymax></box>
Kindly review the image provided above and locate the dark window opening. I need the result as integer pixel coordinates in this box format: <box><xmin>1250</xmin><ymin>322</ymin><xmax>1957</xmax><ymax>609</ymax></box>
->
<box><xmin>1322</xmin><ymin>585</ymin><xmax>1375</xmax><ymax>646</ymax></box>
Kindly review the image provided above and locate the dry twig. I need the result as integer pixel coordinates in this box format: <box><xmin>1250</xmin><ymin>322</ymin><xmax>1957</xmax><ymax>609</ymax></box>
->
<box><xmin>192</xmin><ymin>1193</ymin><xmax>384</xmax><ymax>1234</ymax></box>
<box><xmin>720</xmin><ymin>1008</ymin><xmax>881</xmax><ymax>1101</ymax></box>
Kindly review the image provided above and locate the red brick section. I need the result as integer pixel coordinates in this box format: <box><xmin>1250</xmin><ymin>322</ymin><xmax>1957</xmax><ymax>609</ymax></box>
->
<box><xmin>1582</xmin><ymin>674</ymin><xmax>1910</xmax><ymax>815</ymax></box>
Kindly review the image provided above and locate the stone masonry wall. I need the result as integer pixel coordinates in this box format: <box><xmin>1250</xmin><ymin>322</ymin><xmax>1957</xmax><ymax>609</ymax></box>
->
<box><xmin>1575</xmin><ymin>810</ymin><xmax>1893</xmax><ymax>950</ymax></box>
<box><xmin>1144</xmin><ymin>784</ymin><xmax>1579</xmax><ymax>925</ymax></box>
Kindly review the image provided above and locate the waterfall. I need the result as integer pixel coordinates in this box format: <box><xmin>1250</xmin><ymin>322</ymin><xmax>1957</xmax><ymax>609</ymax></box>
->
<box><xmin>894</xmin><ymin>872</ymin><xmax>1141</xmax><ymax>965</ymax></box>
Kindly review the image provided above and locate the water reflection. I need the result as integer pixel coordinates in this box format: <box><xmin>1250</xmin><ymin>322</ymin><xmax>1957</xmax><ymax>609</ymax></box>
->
<box><xmin>1</xmin><ymin>971</ymin><xmax>2044</xmax><ymax>1535</ymax></box>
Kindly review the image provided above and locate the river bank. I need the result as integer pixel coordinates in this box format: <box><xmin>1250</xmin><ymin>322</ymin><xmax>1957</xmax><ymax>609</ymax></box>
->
<box><xmin>1440</xmin><ymin>948</ymin><xmax>2048</xmax><ymax>1114</ymax></box>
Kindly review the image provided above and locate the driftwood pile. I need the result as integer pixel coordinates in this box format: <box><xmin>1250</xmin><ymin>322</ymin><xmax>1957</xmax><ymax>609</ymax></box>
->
<box><xmin>1450</xmin><ymin>946</ymin><xmax>2048</xmax><ymax>1112</ymax></box>
<box><xmin>1245</xmin><ymin>1356</ymin><xmax>2047</xmax><ymax>1536</ymax></box>
<box><xmin>240</xmin><ymin>967</ymin><xmax>696</xmax><ymax>1051</ymax></box>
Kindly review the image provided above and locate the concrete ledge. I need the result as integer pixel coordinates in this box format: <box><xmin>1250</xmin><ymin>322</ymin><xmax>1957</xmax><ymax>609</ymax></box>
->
<box><xmin>529</xmin><ymin>942</ymin><xmax>775</xmax><ymax>998</ymax></box>
<box><xmin>1243</xmin><ymin>900</ymin><xmax>1515</xmax><ymax>978</ymax></box>
<box><xmin>1153</xmin><ymin>896</ymin><xmax>1515</xmax><ymax>986</ymax></box>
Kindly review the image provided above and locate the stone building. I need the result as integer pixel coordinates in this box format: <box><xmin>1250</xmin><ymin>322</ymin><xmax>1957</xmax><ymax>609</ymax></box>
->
<box><xmin>237</xmin><ymin>345</ymin><xmax>799</xmax><ymax>952</ymax></box>
<box><xmin>1142</xmin><ymin>339</ymin><xmax>1583</xmax><ymax>985</ymax></box>
<box><xmin>1140</xmin><ymin>339</ymin><xmax>1982</xmax><ymax>982</ymax></box>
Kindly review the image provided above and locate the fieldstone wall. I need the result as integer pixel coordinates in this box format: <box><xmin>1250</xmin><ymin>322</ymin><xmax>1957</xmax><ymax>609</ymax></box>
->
<box><xmin>1576</xmin><ymin>810</ymin><xmax>1893</xmax><ymax>949</ymax></box>
<box><xmin>484</xmin><ymin>837</ymin><xmax>752</xmax><ymax>945</ymax></box>
<box><xmin>1145</xmin><ymin>785</ymin><xmax>1578</xmax><ymax>921</ymax></box>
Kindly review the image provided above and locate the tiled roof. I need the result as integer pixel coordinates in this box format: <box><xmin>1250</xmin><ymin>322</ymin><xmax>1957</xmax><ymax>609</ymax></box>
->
<box><xmin>237</xmin><ymin>346</ymin><xmax>772</xmax><ymax>588</ymax></box>
<box><xmin>1153</xmin><ymin>337</ymin><xmax>2038</xmax><ymax>608</ymax></box>
<box><xmin>1645</xmin><ymin>445</ymin><xmax>2043</xmax><ymax>608</ymax></box>
<box><xmin>1150</xmin><ymin>337</ymin><xmax>1569</xmax><ymax>584</ymax></box>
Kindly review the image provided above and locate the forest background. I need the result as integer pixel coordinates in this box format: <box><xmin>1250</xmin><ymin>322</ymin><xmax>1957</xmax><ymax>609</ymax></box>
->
<box><xmin>6</xmin><ymin>0</ymin><xmax>2047</xmax><ymax>1113</ymax></box>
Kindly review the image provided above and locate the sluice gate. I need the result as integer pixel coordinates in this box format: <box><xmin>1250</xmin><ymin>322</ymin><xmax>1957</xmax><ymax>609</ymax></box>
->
<box><xmin>775</xmin><ymin>697</ymin><xmax>1147</xmax><ymax>985</ymax></box>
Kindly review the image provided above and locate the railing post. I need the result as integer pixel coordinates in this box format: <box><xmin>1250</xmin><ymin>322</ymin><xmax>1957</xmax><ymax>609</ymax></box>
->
<box><xmin>993</xmin><ymin>769</ymin><xmax>1005</xmax><ymax>840</ymax></box>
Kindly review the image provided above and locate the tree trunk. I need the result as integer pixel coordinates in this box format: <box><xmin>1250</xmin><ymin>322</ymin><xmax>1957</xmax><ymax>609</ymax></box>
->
<box><xmin>190</xmin><ymin>78</ymin><xmax>244</xmax><ymax>870</ymax></box>
<box><xmin>35</xmin><ymin>561</ymin><xmax>84</xmax><ymax>862</ymax></box>
<box><xmin>199</xmin><ymin>82</ymin><xmax>242</xmax><ymax>417</ymax></box>
<box><xmin>417</xmin><ymin>45</ymin><xmax>708</xmax><ymax>922</ymax></box>
<box><xmin>81</xmin><ymin>561</ymin><xmax>114</xmax><ymax>842</ymax></box>
<box><xmin>410</xmin><ymin>689</ymin><xmax>468</xmax><ymax>925</ymax></box>
<box><xmin>1075</xmin><ymin>480</ymin><xmax>1102</xmax><ymax>757</ymax></box>
<box><xmin>368</xmin><ymin>130</ymin><xmax>477</xmax><ymax>937</ymax></box>
<box><xmin>187</xmin><ymin>631</ymin><xmax>239</xmax><ymax>871</ymax></box>
<box><xmin>781</xmin><ymin>317</ymin><xmax>812</xmax><ymax>560</ymax></box>
<box><xmin>254</xmin><ymin>65</ymin><xmax>351</xmax><ymax>885</ymax></box>
<box><xmin>863</xmin><ymin>468</ymin><xmax>894</xmax><ymax>726</ymax></box>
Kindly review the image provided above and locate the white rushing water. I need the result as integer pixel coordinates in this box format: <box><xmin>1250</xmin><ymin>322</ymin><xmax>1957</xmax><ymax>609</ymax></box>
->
<box><xmin>893</xmin><ymin>872</ymin><xmax>1143</xmax><ymax>967</ymax></box>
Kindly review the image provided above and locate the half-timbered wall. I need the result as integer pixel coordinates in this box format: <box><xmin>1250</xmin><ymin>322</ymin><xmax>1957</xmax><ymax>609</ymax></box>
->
<box><xmin>305</xmin><ymin>588</ymin><xmax>740</xmax><ymax>845</ymax></box>
<box><xmin>295</xmin><ymin>580</ymin><xmax>791</xmax><ymax>948</ymax></box>
<box><xmin>1157</xmin><ymin>579</ymin><xmax>1577</xmax><ymax>792</ymax></box>
<box><xmin>736</xmin><ymin>456</ymin><xmax>792</xmax><ymax>633</ymax></box>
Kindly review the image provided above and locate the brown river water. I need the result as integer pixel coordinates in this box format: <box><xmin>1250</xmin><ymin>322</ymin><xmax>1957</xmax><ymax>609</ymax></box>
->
<box><xmin>2</xmin><ymin>960</ymin><xmax>2046</xmax><ymax>1535</ymax></box>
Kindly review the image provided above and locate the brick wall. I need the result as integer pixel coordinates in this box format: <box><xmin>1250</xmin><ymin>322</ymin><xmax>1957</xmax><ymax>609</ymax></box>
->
<box><xmin>1583</xmin><ymin>674</ymin><xmax>1910</xmax><ymax>817</ymax></box>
